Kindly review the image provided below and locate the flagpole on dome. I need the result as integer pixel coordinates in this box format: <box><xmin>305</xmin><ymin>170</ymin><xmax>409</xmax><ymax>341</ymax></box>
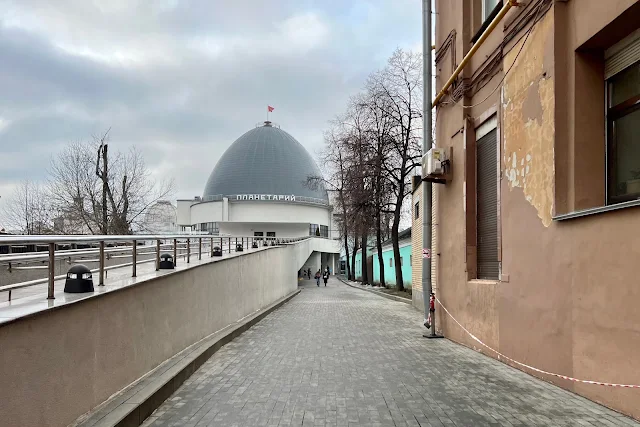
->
<box><xmin>267</xmin><ymin>105</ymin><xmax>274</xmax><ymax>123</ymax></box>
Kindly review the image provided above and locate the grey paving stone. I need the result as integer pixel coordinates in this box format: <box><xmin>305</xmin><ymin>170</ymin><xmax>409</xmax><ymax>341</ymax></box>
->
<box><xmin>141</xmin><ymin>279</ymin><xmax>639</xmax><ymax>427</ymax></box>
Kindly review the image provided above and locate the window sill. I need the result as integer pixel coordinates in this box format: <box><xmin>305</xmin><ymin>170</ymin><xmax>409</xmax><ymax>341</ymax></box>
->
<box><xmin>468</xmin><ymin>279</ymin><xmax>500</xmax><ymax>286</ymax></box>
<box><xmin>553</xmin><ymin>198</ymin><xmax>640</xmax><ymax>221</ymax></box>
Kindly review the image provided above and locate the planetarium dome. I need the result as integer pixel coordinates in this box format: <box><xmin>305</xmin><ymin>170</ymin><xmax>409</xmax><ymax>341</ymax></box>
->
<box><xmin>203</xmin><ymin>122</ymin><xmax>328</xmax><ymax>202</ymax></box>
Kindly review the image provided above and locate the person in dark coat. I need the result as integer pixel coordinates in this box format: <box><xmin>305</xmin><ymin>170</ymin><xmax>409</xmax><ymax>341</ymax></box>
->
<box><xmin>322</xmin><ymin>269</ymin><xmax>329</xmax><ymax>286</ymax></box>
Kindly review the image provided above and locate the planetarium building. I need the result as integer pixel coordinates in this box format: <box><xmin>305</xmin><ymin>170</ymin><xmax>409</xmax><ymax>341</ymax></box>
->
<box><xmin>177</xmin><ymin>121</ymin><xmax>339</xmax><ymax>269</ymax></box>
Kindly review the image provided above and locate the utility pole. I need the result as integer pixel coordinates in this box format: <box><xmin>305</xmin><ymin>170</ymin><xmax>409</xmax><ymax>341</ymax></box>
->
<box><xmin>422</xmin><ymin>0</ymin><xmax>441</xmax><ymax>338</ymax></box>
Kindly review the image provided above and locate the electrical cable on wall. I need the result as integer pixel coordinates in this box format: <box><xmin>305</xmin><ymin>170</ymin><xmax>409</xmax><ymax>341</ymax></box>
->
<box><xmin>462</xmin><ymin>0</ymin><xmax>545</xmax><ymax>110</ymax></box>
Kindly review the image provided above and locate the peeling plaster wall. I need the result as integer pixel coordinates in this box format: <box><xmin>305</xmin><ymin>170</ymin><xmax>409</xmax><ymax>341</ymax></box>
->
<box><xmin>434</xmin><ymin>0</ymin><xmax>640</xmax><ymax>420</ymax></box>
<box><xmin>502</xmin><ymin>12</ymin><xmax>555</xmax><ymax>227</ymax></box>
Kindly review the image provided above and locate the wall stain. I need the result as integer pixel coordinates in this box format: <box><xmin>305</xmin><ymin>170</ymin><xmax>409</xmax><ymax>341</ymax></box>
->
<box><xmin>503</xmin><ymin>12</ymin><xmax>555</xmax><ymax>227</ymax></box>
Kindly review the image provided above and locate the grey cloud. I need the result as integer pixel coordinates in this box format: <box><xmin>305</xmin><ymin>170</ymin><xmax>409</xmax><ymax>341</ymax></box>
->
<box><xmin>0</xmin><ymin>0</ymin><xmax>420</xmax><ymax>213</ymax></box>
<box><xmin>0</xmin><ymin>27</ymin><xmax>148</xmax><ymax>111</ymax></box>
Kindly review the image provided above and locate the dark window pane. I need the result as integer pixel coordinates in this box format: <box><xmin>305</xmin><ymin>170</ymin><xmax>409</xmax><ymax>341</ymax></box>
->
<box><xmin>612</xmin><ymin>108</ymin><xmax>640</xmax><ymax>198</ymax></box>
<box><xmin>609</xmin><ymin>62</ymin><xmax>640</xmax><ymax>107</ymax></box>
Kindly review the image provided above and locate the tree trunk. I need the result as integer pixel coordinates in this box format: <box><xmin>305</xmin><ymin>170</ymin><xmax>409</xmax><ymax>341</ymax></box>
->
<box><xmin>344</xmin><ymin>232</ymin><xmax>351</xmax><ymax>280</ymax></box>
<box><xmin>392</xmin><ymin>202</ymin><xmax>404</xmax><ymax>291</ymax></box>
<box><xmin>351</xmin><ymin>235</ymin><xmax>358</xmax><ymax>281</ymax></box>
<box><xmin>361</xmin><ymin>232</ymin><xmax>368</xmax><ymax>285</ymax></box>
<box><xmin>376</xmin><ymin>212</ymin><xmax>385</xmax><ymax>287</ymax></box>
<box><xmin>101</xmin><ymin>144</ymin><xmax>108</xmax><ymax>234</ymax></box>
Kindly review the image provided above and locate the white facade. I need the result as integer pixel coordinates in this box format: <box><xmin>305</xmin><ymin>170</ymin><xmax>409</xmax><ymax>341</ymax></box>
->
<box><xmin>177</xmin><ymin>196</ymin><xmax>337</xmax><ymax>240</ymax></box>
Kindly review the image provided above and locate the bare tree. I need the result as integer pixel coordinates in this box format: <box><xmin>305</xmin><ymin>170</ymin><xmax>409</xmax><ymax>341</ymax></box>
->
<box><xmin>343</xmin><ymin>101</ymin><xmax>375</xmax><ymax>285</ymax></box>
<box><xmin>48</xmin><ymin>130</ymin><xmax>174</xmax><ymax>235</ymax></box>
<box><xmin>368</xmin><ymin>49</ymin><xmax>423</xmax><ymax>291</ymax></box>
<box><xmin>356</xmin><ymin>89</ymin><xmax>396</xmax><ymax>287</ymax></box>
<box><xmin>1</xmin><ymin>180</ymin><xmax>54</xmax><ymax>234</ymax></box>
<box><xmin>307</xmin><ymin>123</ymin><xmax>360</xmax><ymax>281</ymax></box>
<box><xmin>313</xmin><ymin>49</ymin><xmax>422</xmax><ymax>290</ymax></box>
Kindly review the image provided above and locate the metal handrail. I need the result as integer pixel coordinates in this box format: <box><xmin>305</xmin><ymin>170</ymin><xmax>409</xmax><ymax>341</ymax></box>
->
<box><xmin>0</xmin><ymin>238</ymin><xmax>212</xmax><ymax>260</ymax></box>
<box><xmin>0</xmin><ymin>233</ymin><xmax>211</xmax><ymax>245</ymax></box>
<box><xmin>0</xmin><ymin>234</ymin><xmax>311</xmax><ymax>301</ymax></box>
<box><xmin>0</xmin><ymin>243</ymin><xmax>176</xmax><ymax>263</ymax></box>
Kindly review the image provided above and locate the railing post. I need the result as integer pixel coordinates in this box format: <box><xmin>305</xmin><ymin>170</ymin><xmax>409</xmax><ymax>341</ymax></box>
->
<box><xmin>156</xmin><ymin>239</ymin><xmax>160</xmax><ymax>271</ymax></box>
<box><xmin>47</xmin><ymin>242</ymin><xmax>55</xmax><ymax>299</ymax></box>
<box><xmin>132</xmin><ymin>239</ymin><xmax>137</xmax><ymax>277</ymax></box>
<box><xmin>199</xmin><ymin>237</ymin><xmax>202</xmax><ymax>260</ymax></box>
<box><xmin>210</xmin><ymin>237</ymin><xmax>214</xmax><ymax>257</ymax></box>
<box><xmin>173</xmin><ymin>238</ymin><xmax>177</xmax><ymax>266</ymax></box>
<box><xmin>99</xmin><ymin>241</ymin><xmax>105</xmax><ymax>286</ymax></box>
<box><xmin>187</xmin><ymin>238</ymin><xmax>190</xmax><ymax>263</ymax></box>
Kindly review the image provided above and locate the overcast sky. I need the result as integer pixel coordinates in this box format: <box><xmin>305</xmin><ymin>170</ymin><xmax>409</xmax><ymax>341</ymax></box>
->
<box><xmin>0</xmin><ymin>0</ymin><xmax>422</xmax><ymax>223</ymax></box>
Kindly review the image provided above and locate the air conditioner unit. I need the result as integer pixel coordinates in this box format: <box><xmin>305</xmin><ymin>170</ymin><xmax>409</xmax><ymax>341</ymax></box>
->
<box><xmin>422</xmin><ymin>148</ymin><xmax>446</xmax><ymax>176</ymax></box>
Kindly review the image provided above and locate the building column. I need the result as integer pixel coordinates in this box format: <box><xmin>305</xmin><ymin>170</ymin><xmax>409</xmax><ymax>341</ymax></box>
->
<box><xmin>331</xmin><ymin>253</ymin><xmax>336</xmax><ymax>275</ymax></box>
<box><xmin>222</xmin><ymin>197</ymin><xmax>229</xmax><ymax>221</ymax></box>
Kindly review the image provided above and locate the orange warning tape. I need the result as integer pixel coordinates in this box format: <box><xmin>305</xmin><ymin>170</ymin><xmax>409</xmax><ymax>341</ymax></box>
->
<box><xmin>435</xmin><ymin>297</ymin><xmax>640</xmax><ymax>388</ymax></box>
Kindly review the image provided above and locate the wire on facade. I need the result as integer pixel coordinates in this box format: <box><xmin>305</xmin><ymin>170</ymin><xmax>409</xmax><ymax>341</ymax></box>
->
<box><xmin>463</xmin><ymin>0</ymin><xmax>545</xmax><ymax>110</ymax></box>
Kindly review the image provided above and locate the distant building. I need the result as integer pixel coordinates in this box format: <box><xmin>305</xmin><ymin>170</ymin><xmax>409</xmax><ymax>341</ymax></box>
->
<box><xmin>52</xmin><ymin>197</ymin><xmax>93</xmax><ymax>235</ymax></box>
<box><xmin>53</xmin><ymin>213</ymin><xmax>92</xmax><ymax>235</ymax></box>
<box><xmin>143</xmin><ymin>200</ymin><xmax>178</xmax><ymax>235</ymax></box>
<box><xmin>354</xmin><ymin>228</ymin><xmax>413</xmax><ymax>287</ymax></box>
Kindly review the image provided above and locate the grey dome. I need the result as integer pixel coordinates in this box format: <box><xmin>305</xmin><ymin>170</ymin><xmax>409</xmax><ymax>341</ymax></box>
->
<box><xmin>203</xmin><ymin>122</ymin><xmax>328</xmax><ymax>201</ymax></box>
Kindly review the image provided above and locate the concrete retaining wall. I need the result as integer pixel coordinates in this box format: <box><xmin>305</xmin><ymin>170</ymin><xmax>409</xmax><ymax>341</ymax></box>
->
<box><xmin>0</xmin><ymin>245</ymin><xmax>297</xmax><ymax>427</ymax></box>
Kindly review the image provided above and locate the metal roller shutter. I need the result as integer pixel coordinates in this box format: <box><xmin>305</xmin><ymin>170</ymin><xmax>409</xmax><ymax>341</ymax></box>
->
<box><xmin>477</xmin><ymin>128</ymin><xmax>499</xmax><ymax>280</ymax></box>
<box><xmin>605</xmin><ymin>28</ymin><xmax>640</xmax><ymax>80</ymax></box>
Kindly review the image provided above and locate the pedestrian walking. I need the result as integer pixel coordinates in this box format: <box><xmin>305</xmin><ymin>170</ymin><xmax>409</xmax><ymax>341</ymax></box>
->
<box><xmin>307</xmin><ymin>268</ymin><xmax>311</xmax><ymax>280</ymax></box>
<box><xmin>315</xmin><ymin>269</ymin><xmax>321</xmax><ymax>286</ymax></box>
<box><xmin>322</xmin><ymin>269</ymin><xmax>329</xmax><ymax>286</ymax></box>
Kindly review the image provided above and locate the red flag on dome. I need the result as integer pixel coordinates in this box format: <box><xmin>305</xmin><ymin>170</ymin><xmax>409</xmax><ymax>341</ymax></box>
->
<box><xmin>267</xmin><ymin>105</ymin><xmax>274</xmax><ymax>112</ymax></box>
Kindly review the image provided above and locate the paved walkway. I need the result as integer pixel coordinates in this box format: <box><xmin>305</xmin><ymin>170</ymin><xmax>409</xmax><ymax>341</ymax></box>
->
<box><xmin>142</xmin><ymin>279</ymin><xmax>638</xmax><ymax>427</ymax></box>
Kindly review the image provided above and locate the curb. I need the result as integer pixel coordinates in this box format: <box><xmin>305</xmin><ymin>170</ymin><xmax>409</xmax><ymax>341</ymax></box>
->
<box><xmin>74</xmin><ymin>289</ymin><xmax>301</xmax><ymax>427</ymax></box>
<box><xmin>337</xmin><ymin>277</ymin><xmax>412</xmax><ymax>305</ymax></box>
